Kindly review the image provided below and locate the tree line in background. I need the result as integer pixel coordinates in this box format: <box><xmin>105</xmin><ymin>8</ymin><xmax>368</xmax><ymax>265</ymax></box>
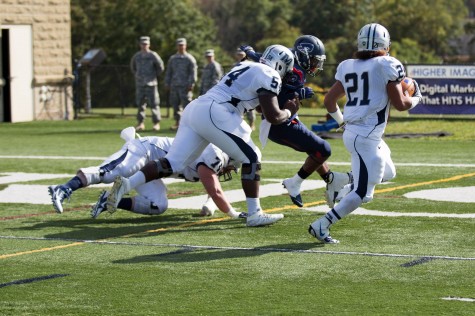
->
<box><xmin>71</xmin><ymin>0</ymin><xmax>474</xmax><ymax>101</ymax></box>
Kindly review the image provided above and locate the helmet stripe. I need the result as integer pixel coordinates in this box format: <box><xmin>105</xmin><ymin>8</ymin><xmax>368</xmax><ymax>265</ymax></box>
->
<box><xmin>365</xmin><ymin>24</ymin><xmax>373</xmax><ymax>50</ymax></box>
<box><xmin>370</xmin><ymin>23</ymin><xmax>377</xmax><ymax>50</ymax></box>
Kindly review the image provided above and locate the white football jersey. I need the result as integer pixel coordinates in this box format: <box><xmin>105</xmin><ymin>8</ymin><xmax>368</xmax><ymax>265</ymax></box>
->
<box><xmin>204</xmin><ymin>61</ymin><xmax>282</xmax><ymax>115</ymax></box>
<box><xmin>336</xmin><ymin>55</ymin><xmax>405</xmax><ymax>139</ymax></box>
<box><xmin>138</xmin><ymin>136</ymin><xmax>174</xmax><ymax>161</ymax></box>
<box><xmin>179</xmin><ymin>144</ymin><xmax>231</xmax><ymax>182</ymax></box>
<box><xmin>97</xmin><ymin>136</ymin><xmax>227</xmax><ymax>183</ymax></box>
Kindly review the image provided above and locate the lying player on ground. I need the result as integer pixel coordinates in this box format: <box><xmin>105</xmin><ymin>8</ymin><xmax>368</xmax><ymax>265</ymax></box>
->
<box><xmin>104</xmin><ymin>45</ymin><xmax>300</xmax><ymax>227</ymax></box>
<box><xmin>48</xmin><ymin>127</ymin><xmax>244</xmax><ymax>219</ymax></box>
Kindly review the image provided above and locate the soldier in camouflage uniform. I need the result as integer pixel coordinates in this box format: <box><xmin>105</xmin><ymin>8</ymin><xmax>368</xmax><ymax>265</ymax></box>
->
<box><xmin>130</xmin><ymin>36</ymin><xmax>165</xmax><ymax>131</ymax></box>
<box><xmin>199</xmin><ymin>49</ymin><xmax>223</xmax><ymax>95</ymax></box>
<box><xmin>164</xmin><ymin>38</ymin><xmax>197</xmax><ymax>130</ymax></box>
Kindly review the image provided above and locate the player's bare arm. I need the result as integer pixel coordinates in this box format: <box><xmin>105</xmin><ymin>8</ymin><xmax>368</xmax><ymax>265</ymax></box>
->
<box><xmin>323</xmin><ymin>81</ymin><xmax>345</xmax><ymax>113</ymax></box>
<box><xmin>387</xmin><ymin>81</ymin><xmax>415</xmax><ymax>111</ymax></box>
<box><xmin>197</xmin><ymin>165</ymin><xmax>233</xmax><ymax>214</ymax></box>
<box><xmin>323</xmin><ymin>81</ymin><xmax>346</xmax><ymax>125</ymax></box>
<box><xmin>258</xmin><ymin>91</ymin><xmax>299</xmax><ymax>124</ymax></box>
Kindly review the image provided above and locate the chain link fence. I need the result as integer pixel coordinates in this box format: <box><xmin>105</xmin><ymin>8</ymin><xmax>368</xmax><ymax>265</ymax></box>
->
<box><xmin>73</xmin><ymin>63</ymin><xmax>338</xmax><ymax>118</ymax></box>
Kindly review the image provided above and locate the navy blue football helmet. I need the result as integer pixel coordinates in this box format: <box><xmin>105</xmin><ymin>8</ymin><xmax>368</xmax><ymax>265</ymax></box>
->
<box><xmin>293</xmin><ymin>35</ymin><xmax>326</xmax><ymax>76</ymax></box>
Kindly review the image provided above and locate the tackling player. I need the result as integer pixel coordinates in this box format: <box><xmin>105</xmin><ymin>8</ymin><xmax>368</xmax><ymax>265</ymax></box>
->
<box><xmin>104</xmin><ymin>44</ymin><xmax>299</xmax><ymax>227</ymax></box>
<box><xmin>48</xmin><ymin>127</ymin><xmax>243</xmax><ymax>219</ymax></box>
<box><xmin>308</xmin><ymin>23</ymin><xmax>423</xmax><ymax>243</ymax></box>
<box><xmin>240</xmin><ymin>36</ymin><xmax>351</xmax><ymax>208</ymax></box>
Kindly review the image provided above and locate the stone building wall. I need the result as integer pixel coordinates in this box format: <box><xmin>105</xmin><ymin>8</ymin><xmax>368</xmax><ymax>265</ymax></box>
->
<box><xmin>0</xmin><ymin>0</ymin><xmax>72</xmax><ymax>120</ymax></box>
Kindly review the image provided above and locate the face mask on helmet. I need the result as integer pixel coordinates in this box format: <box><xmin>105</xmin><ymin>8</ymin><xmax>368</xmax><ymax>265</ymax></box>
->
<box><xmin>260</xmin><ymin>45</ymin><xmax>295</xmax><ymax>78</ymax></box>
<box><xmin>293</xmin><ymin>35</ymin><xmax>326</xmax><ymax>77</ymax></box>
<box><xmin>357</xmin><ymin>23</ymin><xmax>391</xmax><ymax>52</ymax></box>
<box><xmin>218</xmin><ymin>159</ymin><xmax>240</xmax><ymax>182</ymax></box>
<box><xmin>308</xmin><ymin>55</ymin><xmax>325</xmax><ymax>76</ymax></box>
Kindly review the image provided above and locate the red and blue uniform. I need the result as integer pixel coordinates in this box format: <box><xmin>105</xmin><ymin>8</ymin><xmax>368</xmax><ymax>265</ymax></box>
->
<box><xmin>246</xmin><ymin>50</ymin><xmax>331</xmax><ymax>161</ymax></box>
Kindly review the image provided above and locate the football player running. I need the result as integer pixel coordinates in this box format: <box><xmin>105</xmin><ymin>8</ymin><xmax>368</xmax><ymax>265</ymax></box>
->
<box><xmin>48</xmin><ymin>127</ymin><xmax>243</xmax><ymax>219</ymax></box>
<box><xmin>240</xmin><ymin>36</ymin><xmax>351</xmax><ymax>208</ymax></box>
<box><xmin>105</xmin><ymin>44</ymin><xmax>299</xmax><ymax>227</ymax></box>
<box><xmin>308</xmin><ymin>23</ymin><xmax>423</xmax><ymax>243</ymax></box>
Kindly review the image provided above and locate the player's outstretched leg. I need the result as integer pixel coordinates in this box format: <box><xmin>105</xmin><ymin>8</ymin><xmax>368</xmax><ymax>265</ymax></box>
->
<box><xmin>48</xmin><ymin>185</ymin><xmax>72</xmax><ymax>214</ymax></box>
<box><xmin>308</xmin><ymin>216</ymin><xmax>339</xmax><ymax>244</ymax></box>
<box><xmin>91</xmin><ymin>191</ymin><xmax>109</xmax><ymax>219</ymax></box>
<box><xmin>282</xmin><ymin>178</ymin><xmax>303</xmax><ymax>207</ymax></box>
<box><xmin>325</xmin><ymin>172</ymin><xmax>352</xmax><ymax>208</ymax></box>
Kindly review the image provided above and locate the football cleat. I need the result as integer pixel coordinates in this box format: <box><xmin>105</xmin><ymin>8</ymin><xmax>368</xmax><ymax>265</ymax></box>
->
<box><xmin>246</xmin><ymin>210</ymin><xmax>284</xmax><ymax>227</ymax></box>
<box><xmin>282</xmin><ymin>178</ymin><xmax>303</xmax><ymax>207</ymax></box>
<box><xmin>48</xmin><ymin>185</ymin><xmax>72</xmax><ymax>214</ymax></box>
<box><xmin>325</xmin><ymin>172</ymin><xmax>352</xmax><ymax>208</ymax></box>
<box><xmin>308</xmin><ymin>222</ymin><xmax>339</xmax><ymax>244</ymax></box>
<box><xmin>106</xmin><ymin>176</ymin><xmax>131</xmax><ymax>214</ymax></box>
<box><xmin>238</xmin><ymin>212</ymin><xmax>248</xmax><ymax>219</ymax></box>
<box><xmin>335</xmin><ymin>183</ymin><xmax>354</xmax><ymax>203</ymax></box>
<box><xmin>91</xmin><ymin>191</ymin><xmax>109</xmax><ymax>219</ymax></box>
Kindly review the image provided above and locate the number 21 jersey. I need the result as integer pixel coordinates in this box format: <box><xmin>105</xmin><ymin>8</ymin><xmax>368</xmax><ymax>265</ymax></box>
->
<box><xmin>336</xmin><ymin>55</ymin><xmax>405</xmax><ymax>139</ymax></box>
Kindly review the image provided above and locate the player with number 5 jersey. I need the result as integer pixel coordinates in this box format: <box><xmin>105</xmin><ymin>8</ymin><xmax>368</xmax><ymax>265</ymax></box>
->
<box><xmin>309</xmin><ymin>23</ymin><xmax>423</xmax><ymax>244</ymax></box>
<box><xmin>104</xmin><ymin>44</ymin><xmax>300</xmax><ymax>227</ymax></box>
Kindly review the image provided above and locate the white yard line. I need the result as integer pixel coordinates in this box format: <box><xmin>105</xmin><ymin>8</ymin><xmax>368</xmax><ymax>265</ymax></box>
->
<box><xmin>1</xmin><ymin>154</ymin><xmax>474</xmax><ymax>219</ymax></box>
<box><xmin>0</xmin><ymin>235</ymin><xmax>474</xmax><ymax>261</ymax></box>
<box><xmin>441</xmin><ymin>297</ymin><xmax>475</xmax><ymax>302</ymax></box>
<box><xmin>304</xmin><ymin>205</ymin><xmax>475</xmax><ymax>219</ymax></box>
<box><xmin>1</xmin><ymin>155</ymin><xmax>475</xmax><ymax>168</ymax></box>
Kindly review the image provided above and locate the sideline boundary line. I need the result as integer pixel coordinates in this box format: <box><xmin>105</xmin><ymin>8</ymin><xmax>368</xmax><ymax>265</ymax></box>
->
<box><xmin>1</xmin><ymin>172</ymin><xmax>474</xmax><ymax>260</ymax></box>
<box><xmin>1</xmin><ymin>235</ymin><xmax>473</xmax><ymax>261</ymax></box>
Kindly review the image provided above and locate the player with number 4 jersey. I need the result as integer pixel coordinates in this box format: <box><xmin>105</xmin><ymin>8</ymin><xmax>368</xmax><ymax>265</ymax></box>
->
<box><xmin>309</xmin><ymin>23</ymin><xmax>423</xmax><ymax>244</ymax></box>
<box><xmin>104</xmin><ymin>44</ymin><xmax>299</xmax><ymax>227</ymax></box>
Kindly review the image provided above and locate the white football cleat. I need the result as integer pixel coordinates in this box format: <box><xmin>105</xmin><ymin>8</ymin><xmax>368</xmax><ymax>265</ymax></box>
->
<box><xmin>308</xmin><ymin>219</ymin><xmax>339</xmax><ymax>244</ymax></box>
<box><xmin>91</xmin><ymin>191</ymin><xmax>109</xmax><ymax>219</ymax></box>
<box><xmin>282</xmin><ymin>178</ymin><xmax>303</xmax><ymax>207</ymax></box>
<box><xmin>200</xmin><ymin>196</ymin><xmax>217</xmax><ymax>216</ymax></box>
<box><xmin>106</xmin><ymin>176</ymin><xmax>131</xmax><ymax>214</ymax></box>
<box><xmin>246</xmin><ymin>210</ymin><xmax>284</xmax><ymax>227</ymax></box>
<box><xmin>48</xmin><ymin>185</ymin><xmax>72</xmax><ymax>214</ymax></box>
<box><xmin>325</xmin><ymin>172</ymin><xmax>351</xmax><ymax>208</ymax></box>
<box><xmin>335</xmin><ymin>183</ymin><xmax>353</xmax><ymax>203</ymax></box>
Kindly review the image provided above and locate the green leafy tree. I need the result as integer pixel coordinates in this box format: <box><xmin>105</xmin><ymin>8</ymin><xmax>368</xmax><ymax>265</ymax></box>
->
<box><xmin>377</xmin><ymin>0</ymin><xmax>468</xmax><ymax>56</ymax></box>
<box><xmin>71</xmin><ymin>0</ymin><xmax>219</xmax><ymax>65</ymax></box>
<box><xmin>290</xmin><ymin>0</ymin><xmax>468</xmax><ymax>64</ymax></box>
<box><xmin>195</xmin><ymin>0</ymin><xmax>296</xmax><ymax>53</ymax></box>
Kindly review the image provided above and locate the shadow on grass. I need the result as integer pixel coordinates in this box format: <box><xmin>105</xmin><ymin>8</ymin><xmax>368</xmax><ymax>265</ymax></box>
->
<box><xmin>10</xmin><ymin>213</ymin><xmax>245</xmax><ymax>241</ymax></box>
<box><xmin>112</xmin><ymin>242</ymin><xmax>324</xmax><ymax>264</ymax></box>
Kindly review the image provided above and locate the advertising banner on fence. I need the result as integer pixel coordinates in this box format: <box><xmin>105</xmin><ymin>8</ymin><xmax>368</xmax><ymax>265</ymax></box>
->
<box><xmin>406</xmin><ymin>65</ymin><xmax>475</xmax><ymax>115</ymax></box>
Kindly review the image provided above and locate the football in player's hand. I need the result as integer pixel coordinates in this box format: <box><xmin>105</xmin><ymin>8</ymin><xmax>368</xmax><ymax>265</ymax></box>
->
<box><xmin>401</xmin><ymin>77</ymin><xmax>416</xmax><ymax>97</ymax></box>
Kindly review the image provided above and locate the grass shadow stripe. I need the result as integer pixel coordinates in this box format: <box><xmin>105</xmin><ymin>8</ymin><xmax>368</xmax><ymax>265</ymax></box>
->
<box><xmin>400</xmin><ymin>256</ymin><xmax>436</xmax><ymax>267</ymax></box>
<box><xmin>0</xmin><ymin>274</ymin><xmax>69</xmax><ymax>288</ymax></box>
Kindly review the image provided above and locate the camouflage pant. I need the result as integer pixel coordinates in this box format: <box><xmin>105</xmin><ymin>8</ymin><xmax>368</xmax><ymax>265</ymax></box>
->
<box><xmin>136</xmin><ymin>85</ymin><xmax>161</xmax><ymax>124</ymax></box>
<box><xmin>169</xmin><ymin>85</ymin><xmax>192</xmax><ymax>122</ymax></box>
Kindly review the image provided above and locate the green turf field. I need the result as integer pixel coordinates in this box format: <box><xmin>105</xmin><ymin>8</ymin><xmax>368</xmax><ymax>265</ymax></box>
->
<box><xmin>0</xmin><ymin>108</ymin><xmax>474</xmax><ymax>315</ymax></box>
